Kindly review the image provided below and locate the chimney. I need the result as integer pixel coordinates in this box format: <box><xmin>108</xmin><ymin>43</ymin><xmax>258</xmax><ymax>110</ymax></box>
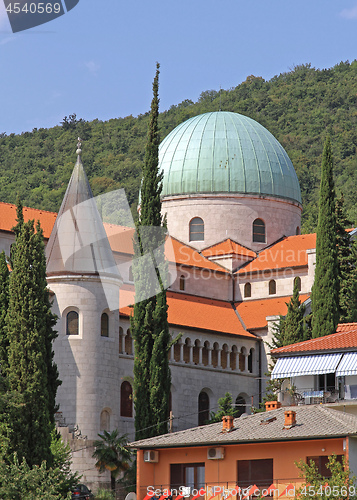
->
<box><xmin>265</xmin><ymin>401</ymin><xmax>282</xmax><ymax>412</ymax></box>
<box><xmin>222</xmin><ymin>415</ymin><xmax>234</xmax><ymax>432</ymax></box>
<box><xmin>284</xmin><ymin>410</ymin><xmax>296</xmax><ymax>429</ymax></box>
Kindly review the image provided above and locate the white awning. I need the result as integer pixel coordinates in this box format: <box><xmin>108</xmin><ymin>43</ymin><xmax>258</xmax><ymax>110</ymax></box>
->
<box><xmin>336</xmin><ymin>352</ymin><xmax>357</xmax><ymax>376</ymax></box>
<box><xmin>271</xmin><ymin>353</ymin><xmax>343</xmax><ymax>379</ymax></box>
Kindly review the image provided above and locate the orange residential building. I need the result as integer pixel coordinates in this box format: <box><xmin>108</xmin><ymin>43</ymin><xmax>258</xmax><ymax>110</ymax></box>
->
<box><xmin>131</xmin><ymin>404</ymin><xmax>357</xmax><ymax>500</ymax></box>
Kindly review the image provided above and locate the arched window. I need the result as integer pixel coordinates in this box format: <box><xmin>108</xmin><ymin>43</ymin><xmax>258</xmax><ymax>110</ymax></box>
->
<box><xmin>66</xmin><ymin>311</ymin><xmax>78</xmax><ymax>335</ymax></box>
<box><xmin>244</xmin><ymin>282</ymin><xmax>251</xmax><ymax>298</ymax></box>
<box><xmin>248</xmin><ymin>348</ymin><xmax>254</xmax><ymax>373</ymax></box>
<box><xmin>253</xmin><ymin>218</ymin><xmax>265</xmax><ymax>243</ymax></box>
<box><xmin>269</xmin><ymin>280</ymin><xmax>276</xmax><ymax>295</ymax></box>
<box><xmin>100</xmin><ymin>409</ymin><xmax>110</xmax><ymax>431</ymax></box>
<box><xmin>179</xmin><ymin>275</ymin><xmax>185</xmax><ymax>291</ymax></box>
<box><xmin>189</xmin><ymin>217</ymin><xmax>204</xmax><ymax>241</ymax></box>
<box><xmin>120</xmin><ymin>381</ymin><xmax>133</xmax><ymax>417</ymax></box>
<box><xmin>128</xmin><ymin>266</ymin><xmax>133</xmax><ymax>282</ymax></box>
<box><xmin>296</xmin><ymin>226</ymin><xmax>301</xmax><ymax>235</ymax></box>
<box><xmin>294</xmin><ymin>276</ymin><xmax>301</xmax><ymax>292</ymax></box>
<box><xmin>119</xmin><ymin>327</ymin><xmax>124</xmax><ymax>354</ymax></box>
<box><xmin>198</xmin><ymin>391</ymin><xmax>209</xmax><ymax>426</ymax></box>
<box><xmin>235</xmin><ymin>396</ymin><xmax>246</xmax><ymax>417</ymax></box>
<box><xmin>101</xmin><ymin>313</ymin><xmax>109</xmax><ymax>337</ymax></box>
<box><xmin>125</xmin><ymin>329</ymin><xmax>133</xmax><ymax>355</ymax></box>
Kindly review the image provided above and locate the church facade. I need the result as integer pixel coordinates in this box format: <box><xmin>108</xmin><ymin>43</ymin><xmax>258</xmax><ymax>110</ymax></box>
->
<box><xmin>0</xmin><ymin>111</ymin><xmax>319</xmax><ymax>486</ymax></box>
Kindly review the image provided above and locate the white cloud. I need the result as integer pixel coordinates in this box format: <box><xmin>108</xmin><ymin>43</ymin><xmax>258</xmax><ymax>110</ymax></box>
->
<box><xmin>340</xmin><ymin>4</ymin><xmax>357</xmax><ymax>19</ymax></box>
<box><xmin>84</xmin><ymin>60</ymin><xmax>100</xmax><ymax>75</ymax></box>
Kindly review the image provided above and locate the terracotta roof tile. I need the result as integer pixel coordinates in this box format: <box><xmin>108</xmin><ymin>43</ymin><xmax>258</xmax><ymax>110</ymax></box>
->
<box><xmin>272</xmin><ymin>323</ymin><xmax>357</xmax><ymax>355</ymax></box>
<box><xmin>235</xmin><ymin>294</ymin><xmax>310</xmax><ymax>330</ymax></box>
<box><xmin>0</xmin><ymin>201</ymin><xmax>57</xmax><ymax>238</ymax></box>
<box><xmin>166</xmin><ymin>237</ymin><xmax>227</xmax><ymax>272</ymax></box>
<box><xmin>237</xmin><ymin>234</ymin><xmax>316</xmax><ymax>275</ymax></box>
<box><xmin>201</xmin><ymin>238</ymin><xmax>256</xmax><ymax>259</ymax></box>
<box><xmin>120</xmin><ymin>286</ymin><xmax>254</xmax><ymax>338</ymax></box>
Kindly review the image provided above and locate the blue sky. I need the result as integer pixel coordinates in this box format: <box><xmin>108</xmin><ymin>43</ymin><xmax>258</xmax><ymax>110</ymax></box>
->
<box><xmin>1</xmin><ymin>0</ymin><xmax>357</xmax><ymax>135</ymax></box>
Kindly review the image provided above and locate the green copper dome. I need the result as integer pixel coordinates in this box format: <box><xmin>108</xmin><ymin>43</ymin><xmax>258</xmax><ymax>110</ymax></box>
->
<box><xmin>159</xmin><ymin>111</ymin><xmax>302</xmax><ymax>204</ymax></box>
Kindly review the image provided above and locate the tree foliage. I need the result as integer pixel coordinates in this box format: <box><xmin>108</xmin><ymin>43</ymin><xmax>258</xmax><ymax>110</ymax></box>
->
<box><xmin>295</xmin><ymin>454</ymin><xmax>356</xmax><ymax>500</ymax></box>
<box><xmin>0</xmin><ymin>251</ymin><xmax>9</xmax><ymax>372</ymax></box>
<box><xmin>92</xmin><ymin>430</ymin><xmax>131</xmax><ymax>492</ymax></box>
<box><xmin>4</xmin><ymin>203</ymin><xmax>60</xmax><ymax>467</ymax></box>
<box><xmin>0</xmin><ymin>454</ymin><xmax>72</xmax><ymax>500</ymax></box>
<box><xmin>131</xmin><ymin>63</ymin><xmax>171</xmax><ymax>440</ymax></box>
<box><xmin>336</xmin><ymin>195</ymin><xmax>357</xmax><ymax>322</ymax></box>
<box><xmin>311</xmin><ymin>137</ymin><xmax>339</xmax><ymax>338</ymax></box>
<box><xmin>208</xmin><ymin>392</ymin><xmax>239</xmax><ymax>423</ymax></box>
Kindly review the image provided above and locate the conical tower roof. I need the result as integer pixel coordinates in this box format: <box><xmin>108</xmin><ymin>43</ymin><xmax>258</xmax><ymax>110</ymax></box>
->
<box><xmin>46</xmin><ymin>147</ymin><xmax>121</xmax><ymax>280</ymax></box>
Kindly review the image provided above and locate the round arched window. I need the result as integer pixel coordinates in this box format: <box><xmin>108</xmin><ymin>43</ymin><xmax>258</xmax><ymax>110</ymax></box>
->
<box><xmin>244</xmin><ymin>282</ymin><xmax>251</xmax><ymax>298</ymax></box>
<box><xmin>198</xmin><ymin>391</ymin><xmax>209</xmax><ymax>426</ymax></box>
<box><xmin>189</xmin><ymin>217</ymin><xmax>204</xmax><ymax>241</ymax></box>
<box><xmin>101</xmin><ymin>313</ymin><xmax>109</xmax><ymax>337</ymax></box>
<box><xmin>120</xmin><ymin>381</ymin><xmax>133</xmax><ymax>418</ymax></box>
<box><xmin>66</xmin><ymin>311</ymin><xmax>79</xmax><ymax>335</ymax></box>
<box><xmin>253</xmin><ymin>218</ymin><xmax>265</xmax><ymax>243</ymax></box>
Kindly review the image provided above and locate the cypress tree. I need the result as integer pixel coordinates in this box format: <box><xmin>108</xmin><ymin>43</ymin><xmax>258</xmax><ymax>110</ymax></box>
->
<box><xmin>335</xmin><ymin>195</ymin><xmax>357</xmax><ymax>323</ymax></box>
<box><xmin>34</xmin><ymin>221</ymin><xmax>60</xmax><ymax>423</ymax></box>
<box><xmin>311</xmin><ymin>137</ymin><xmax>339</xmax><ymax>338</ymax></box>
<box><xmin>131</xmin><ymin>63</ymin><xmax>171</xmax><ymax>439</ymax></box>
<box><xmin>0</xmin><ymin>251</ymin><xmax>9</xmax><ymax>372</ymax></box>
<box><xmin>282</xmin><ymin>279</ymin><xmax>306</xmax><ymax>345</ymax></box>
<box><xmin>5</xmin><ymin>205</ymin><xmax>58</xmax><ymax>466</ymax></box>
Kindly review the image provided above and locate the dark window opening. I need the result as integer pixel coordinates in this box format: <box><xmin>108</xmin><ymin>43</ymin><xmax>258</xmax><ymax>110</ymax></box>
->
<box><xmin>120</xmin><ymin>381</ymin><xmax>133</xmax><ymax>417</ymax></box>
<box><xmin>248</xmin><ymin>349</ymin><xmax>253</xmax><ymax>373</ymax></box>
<box><xmin>66</xmin><ymin>311</ymin><xmax>79</xmax><ymax>335</ymax></box>
<box><xmin>253</xmin><ymin>219</ymin><xmax>265</xmax><ymax>243</ymax></box>
<box><xmin>180</xmin><ymin>275</ymin><xmax>185</xmax><ymax>291</ymax></box>
<box><xmin>269</xmin><ymin>280</ymin><xmax>276</xmax><ymax>295</ymax></box>
<box><xmin>170</xmin><ymin>463</ymin><xmax>205</xmax><ymax>489</ymax></box>
<box><xmin>235</xmin><ymin>396</ymin><xmax>246</xmax><ymax>417</ymax></box>
<box><xmin>101</xmin><ymin>313</ymin><xmax>109</xmax><ymax>337</ymax></box>
<box><xmin>238</xmin><ymin>459</ymin><xmax>273</xmax><ymax>490</ymax></box>
<box><xmin>244</xmin><ymin>282</ymin><xmax>251</xmax><ymax>298</ymax></box>
<box><xmin>318</xmin><ymin>373</ymin><xmax>336</xmax><ymax>392</ymax></box>
<box><xmin>198</xmin><ymin>391</ymin><xmax>209</xmax><ymax>426</ymax></box>
<box><xmin>189</xmin><ymin>217</ymin><xmax>204</xmax><ymax>242</ymax></box>
<box><xmin>307</xmin><ymin>456</ymin><xmax>343</xmax><ymax>478</ymax></box>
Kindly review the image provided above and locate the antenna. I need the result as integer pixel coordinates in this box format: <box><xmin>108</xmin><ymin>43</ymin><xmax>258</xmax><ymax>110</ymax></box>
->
<box><xmin>219</xmin><ymin>85</ymin><xmax>222</xmax><ymax>111</ymax></box>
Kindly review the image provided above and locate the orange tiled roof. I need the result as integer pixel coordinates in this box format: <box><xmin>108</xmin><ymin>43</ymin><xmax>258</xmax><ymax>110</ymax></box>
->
<box><xmin>106</xmin><ymin>227</ymin><xmax>228</xmax><ymax>272</ymax></box>
<box><xmin>237</xmin><ymin>234</ymin><xmax>316</xmax><ymax>275</ymax></box>
<box><xmin>235</xmin><ymin>294</ymin><xmax>310</xmax><ymax>330</ymax></box>
<box><xmin>104</xmin><ymin>224</ymin><xmax>135</xmax><ymax>255</ymax></box>
<box><xmin>120</xmin><ymin>286</ymin><xmax>254</xmax><ymax>338</ymax></box>
<box><xmin>0</xmin><ymin>201</ymin><xmax>57</xmax><ymax>239</ymax></box>
<box><xmin>201</xmin><ymin>238</ymin><xmax>256</xmax><ymax>259</ymax></box>
<box><xmin>166</xmin><ymin>237</ymin><xmax>227</xmax><ymax>272</ymax></box>
<box><xmin>271</xmin><ymin>323</ymin><xmax>357</xmax><ymax>355</ymax></box>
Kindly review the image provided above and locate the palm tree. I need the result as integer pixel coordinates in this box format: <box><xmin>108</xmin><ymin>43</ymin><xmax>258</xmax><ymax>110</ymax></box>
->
<box><xmin>92</xmin><ymin>430</ymin><xmax>131</xmax><ymax>492</ymax></box>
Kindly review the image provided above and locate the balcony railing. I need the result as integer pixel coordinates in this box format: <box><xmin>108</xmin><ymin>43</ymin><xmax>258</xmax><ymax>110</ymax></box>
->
<box><xmin>137</xmin><ymin>478</ymin><xmax>340</xmax><ymax>500</ymax></box>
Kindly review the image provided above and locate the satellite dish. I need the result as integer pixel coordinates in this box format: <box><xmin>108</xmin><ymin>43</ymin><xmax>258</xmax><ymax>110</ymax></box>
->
<box><xmin>125</xmin><ymin>493</ymin><xmax>137</xmax><ymax>500</ymax></box>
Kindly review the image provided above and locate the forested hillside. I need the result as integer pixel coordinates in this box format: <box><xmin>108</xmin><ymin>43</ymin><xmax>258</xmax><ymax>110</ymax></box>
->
<box><xmin>1</xmin><ymin>60</ymin><xmax>357</xmax><ymax>231</ymax></box>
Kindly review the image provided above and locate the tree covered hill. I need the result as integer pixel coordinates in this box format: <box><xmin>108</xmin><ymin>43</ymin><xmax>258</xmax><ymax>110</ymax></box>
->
<box><xmin>1</xmin><ymin>60</ymin><xmax>357</xmax><ymax>231</ymax></box>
